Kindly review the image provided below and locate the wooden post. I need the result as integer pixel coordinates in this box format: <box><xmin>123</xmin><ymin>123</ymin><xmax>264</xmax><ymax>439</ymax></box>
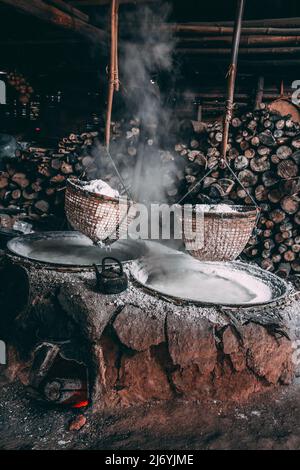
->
<box><xmin>221</xmin><ymin>0</ymin><xmax>245</xmax><ymax>162</ymax></box>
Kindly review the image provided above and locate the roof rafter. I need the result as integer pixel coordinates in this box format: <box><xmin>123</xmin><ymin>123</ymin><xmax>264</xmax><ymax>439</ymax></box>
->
<box><xmin>0</xmin><ymin>0</ymin><xmax>106</xmax><ymax>43</ymax></box>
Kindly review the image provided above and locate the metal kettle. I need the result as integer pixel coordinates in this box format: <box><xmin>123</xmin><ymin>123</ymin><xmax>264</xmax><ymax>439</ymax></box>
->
<box><xmin>94</xmin><ymin>257</ymin><xmax>128</xmax><ymax>295</ymax></box>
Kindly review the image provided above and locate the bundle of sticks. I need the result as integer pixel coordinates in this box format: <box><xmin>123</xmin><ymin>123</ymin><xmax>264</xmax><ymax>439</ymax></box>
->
<box><xmin>175</xmin><ymin>104</ymin><xmax>300</xmax><ymax>277</ymax></box>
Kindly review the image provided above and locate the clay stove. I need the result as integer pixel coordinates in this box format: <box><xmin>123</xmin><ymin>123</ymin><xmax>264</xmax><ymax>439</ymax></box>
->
<box><xmin>1</xmin><ymin>231</ymin><xmax>300</xmax><ymax>410</ymax></box>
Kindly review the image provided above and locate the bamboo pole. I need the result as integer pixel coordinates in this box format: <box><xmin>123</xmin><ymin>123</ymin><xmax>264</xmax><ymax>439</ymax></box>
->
<box><xmin>115</xmin><ymin>0</ymin><xmax>119</xmax><ymax>92</ymax></box>
<box><xmin>178</xmin><ymin>35</ymin><xmax>300</xmax><ymax>46</ymax></box>
<box><xmin>186</xmin><ymin>92</ymin><xmax>285</xmax><ymax>101</ymax></box>
<box><xmin>183</xmin><ymin>58</ymin><xmax>300</xmax><ymax>68</ymax></box>
<box><xmin>105</xmin><ymin>0</ymin><xmax>119</xmax><ymax>148</ymax></box>
<box><xmin>177</xmin><ymin>46</ymin><xmax>300</xmax><ymax>55</ymax></box>
<box><xmin>168</xmin><ymin>17</ymin><xmax>300</xmax><ymax>28</ymax></box>
<box><xmin>221</xmin><ymin>0</ymin><xmax>245</xmax><ymax>162</ymax></box>
<box><xmin>165</xmin><ymin>25</ymin><xmax>300</xmax><ymax>36</ymax></box>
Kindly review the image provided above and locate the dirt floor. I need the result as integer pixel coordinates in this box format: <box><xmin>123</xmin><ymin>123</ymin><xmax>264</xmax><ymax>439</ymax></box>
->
<box><xmin>1</xmin><ymin>380</ymin><xmax>300</xmax><ymax>450</ymax></box>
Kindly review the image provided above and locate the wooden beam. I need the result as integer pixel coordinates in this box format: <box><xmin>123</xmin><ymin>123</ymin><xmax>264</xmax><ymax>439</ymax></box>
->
<box><xmin>45</xmin><ymin>0</ymin><xmax>89</xmax><ymax>22</ymax></box>
<box><xmin>177</xmin><ymin>46</ymin><xmax>300</xmax><ymax>55</ymax></box>
<box><xmin>0</xmin><ymin>38</ymin><xmax>87</xmax><ymax>45</ymax></box>
<box><xmin>178</xmin><ymin>35</ymin><xmax>300</xmax><ymax>46</ymax></box>
<box><xmin>166</xmin><ymin>24</ymin><xmax>300</xmax><ymax>36</ymax></box>
<box><xmin>69</xmin><ymin>0</ymin><xmax>160</xmax><ymax>7</ymax></box>
<box><xmin>182</xmin><ymin>58</ymin><xmax>300</xmax><ymax>68</ymax></box>
<box><xmin>70</xmin><ymin>0</ymin><xmax>158</xmax><ymax>5</ymax></box>
<box><xmin>170</xmin><ymin>17</ymin><xmax>300</xmax><ymax>28</ymax></box>
<box><xmin>0</xmin><ymin>0</ymin><xmax>106</xmax><ymax>43</ymax></box>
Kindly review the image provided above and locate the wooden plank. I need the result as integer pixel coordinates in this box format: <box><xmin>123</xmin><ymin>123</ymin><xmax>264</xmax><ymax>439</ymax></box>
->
<box><xmin>0</xmin><ymin>0</ymin><xmax>106</xmax><ymax>43</ymax></box>
<box><xmin>45</xmin><ymin>0</ymin><xmax>89</xmax><ymax>22</ymax></box>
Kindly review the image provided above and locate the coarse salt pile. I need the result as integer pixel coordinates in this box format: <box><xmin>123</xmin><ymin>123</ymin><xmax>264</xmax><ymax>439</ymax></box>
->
<box><xmin>195</xmin><ymin>204</ymin><xmax>237</xmax><ymax>213</ymax></box>
<box><xmin>83</xmin><ymin>179</ymin><xmax>120</xmax><ymax>199</ymax></box>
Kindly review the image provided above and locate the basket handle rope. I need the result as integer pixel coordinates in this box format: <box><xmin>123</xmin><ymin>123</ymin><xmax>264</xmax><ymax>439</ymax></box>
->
<box><xmin>176</xmin><ymin>159</ymin><xmax>260</xmax><ymax>226</ymax></box>
<box><xmin>176</xmin><ymin>165</ymin><xmax>218</xmax><ymax>205</ymax></box>
<box><xmin>223</xmin><ymin>159</ymin><xmax>261</xmax><ymax>226</ymax></box>
<box><xmin>100</xmin><ymin>200</ymin><xmax>134</xmax><ymax>246</ymax></box>
<box><xmin>78</xmin><ymin>145</ymin><xmax>133</xmax><ymax>201</ymax></box>
<box><xmin>104</xmin><ymin>146</ymin><xmax>133</xmax><ymax>200</ymax></box>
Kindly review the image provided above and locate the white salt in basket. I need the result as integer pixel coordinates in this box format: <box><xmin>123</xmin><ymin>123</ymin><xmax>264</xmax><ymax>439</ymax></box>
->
<box><xmin>180</xmin><ymin>204</ymin><xmax>259</xmax><ymax>262</ymax></box>
<box><xmin>65</xmin><ymin>178</ymin><xmax>135</xmax><ymax>245</ymax></box>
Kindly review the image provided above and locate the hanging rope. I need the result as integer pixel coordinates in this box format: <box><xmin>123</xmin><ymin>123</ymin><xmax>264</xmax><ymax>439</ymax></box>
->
<box><xmin>105</xmin><ymin>0</ymin><xmax>119</xmax><ymax>149</ymax></box>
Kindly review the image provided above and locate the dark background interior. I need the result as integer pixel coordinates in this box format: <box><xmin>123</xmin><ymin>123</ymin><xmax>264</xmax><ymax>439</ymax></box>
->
<box><xmin>0</xmin><ymin>0</ymin><xmax>299</xmax><ymax>142</ymax></box>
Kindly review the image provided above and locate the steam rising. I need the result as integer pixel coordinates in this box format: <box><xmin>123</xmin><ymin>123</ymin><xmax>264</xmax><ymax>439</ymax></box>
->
<box><xmin>119</xmin><ymin>2</ymin><xmax>177</xmax><ymax>202</ymax></box>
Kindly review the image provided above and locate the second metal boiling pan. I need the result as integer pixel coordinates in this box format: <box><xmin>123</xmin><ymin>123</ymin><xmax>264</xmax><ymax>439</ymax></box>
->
<box><xmin>130</xmin><ymin>253</ymin><xmax>289</xmax><ymax>307</ymax></box>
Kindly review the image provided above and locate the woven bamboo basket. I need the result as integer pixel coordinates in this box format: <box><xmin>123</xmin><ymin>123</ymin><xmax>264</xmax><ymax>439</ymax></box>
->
<box><xmin>180</xmin><ymin>205</ymin><xmax>258</xmax><ymax>262</ymax></box>
<box><xmin>65</xmin><ymin>179</ymin><xmax>135</xmax><ymax>245</ymax></box>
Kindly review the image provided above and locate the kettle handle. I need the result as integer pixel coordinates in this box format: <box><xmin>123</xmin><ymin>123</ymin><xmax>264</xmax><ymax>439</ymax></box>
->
<box><xmin>101</xmin><ymin>257</ymin><xmax>123</xmax><ymax>276</ymax></box>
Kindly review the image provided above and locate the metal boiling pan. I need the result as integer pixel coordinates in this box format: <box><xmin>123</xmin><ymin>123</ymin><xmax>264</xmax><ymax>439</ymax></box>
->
<box><xmin>131</xmin><ymin>253</ymin><xmax>289</xmax><ymax>307</ymax></box>
<box><xmin>7</xmin><ymin>231</ymin><xmax>149</xmax><ymax>269</ymax></box>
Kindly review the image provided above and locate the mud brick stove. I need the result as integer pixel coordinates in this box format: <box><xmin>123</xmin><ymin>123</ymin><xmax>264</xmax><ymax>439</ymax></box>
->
<box><xmin>1</xmin><ymin>236</ymin><xmax>300</xmax><ymax>410</ymax></box>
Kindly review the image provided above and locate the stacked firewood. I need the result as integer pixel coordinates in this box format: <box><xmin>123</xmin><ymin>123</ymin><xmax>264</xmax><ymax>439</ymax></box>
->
<box><xmin>0</xmin><ymin>120</ymin><xmax>181</xmax><ymax>225</ymax></box>
<box><xmin>175</xmin><ymin>105</ymin><xmax>300</xmax><ymax>277</ymax></box>
<box><xmin>0</xmin><ymin>131</ymin><xmax>100</xmax><ymax>221</ymax></box>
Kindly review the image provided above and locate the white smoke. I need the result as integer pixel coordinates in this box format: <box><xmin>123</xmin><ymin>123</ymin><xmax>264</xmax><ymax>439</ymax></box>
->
<box><xmin>119</xmin><ymin>2</ymin><xmax>178</xmax><ymax>202</ymax></box>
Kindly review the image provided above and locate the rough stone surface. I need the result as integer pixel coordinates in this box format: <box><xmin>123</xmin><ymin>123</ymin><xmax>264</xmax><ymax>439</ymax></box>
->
<box><xmin>242</xmin><ymin>322</ymin><xmax>293</xmax><ymax>385</ymax></box>
<box><xmin>113</xmin><ymin>305</ymin><xmax>166</xmax><ymax>351</ymax></box>
<box><xmin>213</xmin><ymin>365</ymin><xmax>263</xmax><ymax>402</ymax></box>
<box><xmin>117</xmin><ymin>348</ymin><xmax>173</xmax><ymax>405</ymax></box>
<box><xmin>91</xmin><ymin>332</ymin><xmax>120</xmax><ymax>407</ymax></box>
<box><xmin>69</xmin><ymin>414</ymin><xmax>87</xmax><ymax>431</ymax></box>
<box><xmin>0</xmin><ymin>346</ymin><xmax>31</xmax><ymax>387</ymax></box>
<box><xmin>167</xmin><ymin>310</ymin><xmax>217</xmax><ymax>374</ymax></box>
<box><xmin>57</xmin><ymin>279</ymin><xmax>118</xmax><ymax>341</ymax></box>
<box><xmin>222</xmin><ymin>326</ymin><xmax>246</xmax><ymax>372</ymax></box>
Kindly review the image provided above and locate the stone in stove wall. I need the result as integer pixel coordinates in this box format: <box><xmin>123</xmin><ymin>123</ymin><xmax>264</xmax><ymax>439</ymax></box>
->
<box><xmin>97</xmin><ymin>306</ymin><xmax>293</xmax><ymax>407</ymax></box>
